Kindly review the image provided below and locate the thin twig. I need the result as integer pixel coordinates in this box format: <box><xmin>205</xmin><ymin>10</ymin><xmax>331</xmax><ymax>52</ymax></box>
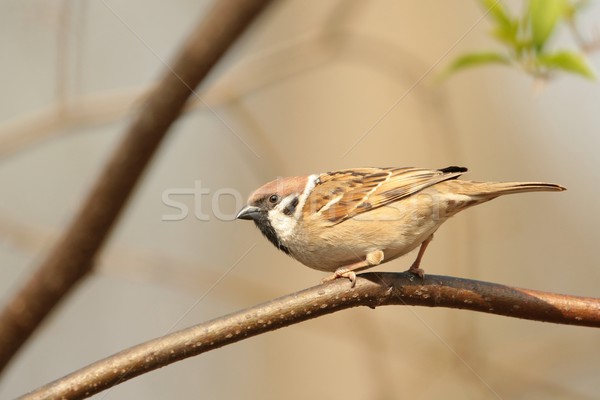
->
<box><xmin>18</xmin><ymin>272</ymin><xmax>600</xmax><ymax>400</ymax></box>
<box><xmin>0</xmin><ymin>0</ymin><xmax>274</xmax><ymax>375</ymax></box>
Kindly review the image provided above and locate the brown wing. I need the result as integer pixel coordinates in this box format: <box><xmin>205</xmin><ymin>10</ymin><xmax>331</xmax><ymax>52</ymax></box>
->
<box><xmin>307</xmin><ymin>167</ymin><xmax>467</xmax><ymax>225</ymax></box>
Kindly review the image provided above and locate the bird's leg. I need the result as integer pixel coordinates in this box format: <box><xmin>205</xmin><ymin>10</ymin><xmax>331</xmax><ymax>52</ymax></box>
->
<box><xmin>321</xmin><ymin>250</ymin><xmax>384</xmax><ymax>288</ymax></box>
<box><xmin>407</xmin><ymin>234</ymin><xmax>434</xmax><ymax>278</ymax></box>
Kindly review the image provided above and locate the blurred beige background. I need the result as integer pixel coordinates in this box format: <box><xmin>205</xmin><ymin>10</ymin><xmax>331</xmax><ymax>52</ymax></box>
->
<box><xmin>1</xmin><ymin>1</ymin><xmax>599</xmax><ymax>399</ymax></box>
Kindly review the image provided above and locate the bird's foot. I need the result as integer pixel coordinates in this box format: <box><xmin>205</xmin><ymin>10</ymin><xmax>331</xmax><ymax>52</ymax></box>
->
<box><xmin>408</xmin><ymin>265</ymin><xmax>425</xmax><ymax>279</ymax></box>
<box><xmin>321</xmin><ymin>268</ymin><xmax>357</xmax><ymax>287</ymax></box>
<box><xmin>321</xmin><ymin>251</ymin><xmax>384</xmax><ymax>288</ymax></box>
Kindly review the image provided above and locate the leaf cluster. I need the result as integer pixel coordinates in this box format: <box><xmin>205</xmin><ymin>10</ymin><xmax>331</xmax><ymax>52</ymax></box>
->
<box><xmin>444</xmin><ymin>0</ymin><xmax>595</xmax><ymax>80</ymax></box>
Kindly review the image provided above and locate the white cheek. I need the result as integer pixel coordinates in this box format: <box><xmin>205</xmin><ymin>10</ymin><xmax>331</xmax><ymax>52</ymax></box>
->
<box><xmin>268</xmin><ymin>209</ymin><xmax>297</xmax><ymax>240</ymax></box>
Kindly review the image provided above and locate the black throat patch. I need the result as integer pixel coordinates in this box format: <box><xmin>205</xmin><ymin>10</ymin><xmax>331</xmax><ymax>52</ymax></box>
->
<box><xmin>253</xmin><ymin>215</ymin><xmax>290</xmax><ymax>255</ymax></box>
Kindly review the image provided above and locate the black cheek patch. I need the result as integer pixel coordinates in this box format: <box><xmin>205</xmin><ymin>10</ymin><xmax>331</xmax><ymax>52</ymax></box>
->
<box><xmin>282</xmin><ymin>196</ymin><xmax>299</xmax><ymax>217</ymax></box>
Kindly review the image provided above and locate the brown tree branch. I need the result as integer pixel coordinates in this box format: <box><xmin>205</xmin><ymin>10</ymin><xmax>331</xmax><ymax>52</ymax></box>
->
<box><xmin>18</xmin><ymin>272</ymin><xmax>600</xmax><ymax>400</ymax></box>
<box><xmin>0</xmin><ymin>0</ymin><xmax>274</xmax><ymax>375</ymax></box>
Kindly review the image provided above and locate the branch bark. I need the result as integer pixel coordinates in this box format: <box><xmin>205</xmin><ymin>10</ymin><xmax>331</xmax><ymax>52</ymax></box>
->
<box><xmin>0</xmin><ymin>0</ymin><xmax>273</xmax><ymax>375</ymax></box>
<box><xmin>18</xmin><ymin>272</ymin><xmax>600</xmax><ymax>400</ymax></box>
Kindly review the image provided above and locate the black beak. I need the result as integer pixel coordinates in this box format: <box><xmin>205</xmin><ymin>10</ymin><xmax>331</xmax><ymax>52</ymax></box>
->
<box><xmin>236</xmin><ymin>205</ymin><xmax>262</xmax><ymax>220</ymax></box>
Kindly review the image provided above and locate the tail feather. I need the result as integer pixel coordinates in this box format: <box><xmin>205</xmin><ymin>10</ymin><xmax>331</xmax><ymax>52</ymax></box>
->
<box><xmin>460</xmin><ymin>181</ymin><xmax>566</xmax><ymax>197</ymax></box>
<box><xmin>437</xmin><ymin>179</ymin><xmax>565</xmax><ymax>217</ymax></box>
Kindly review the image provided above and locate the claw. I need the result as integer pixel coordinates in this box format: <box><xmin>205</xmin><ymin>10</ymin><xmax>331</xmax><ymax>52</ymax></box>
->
<box><xmin>345</xmin><ymin>271</ymin><xmax>357</xmax><ymax>287</ymax></box>
<box><xmin>408</xmin><ymin>266</ymin><xmax>425</xmax><ymax>279</ymax></box>
<box><xmin>320</xmin><ymin>250</ymin><xmax>384</xmax><ymax>288</ymax></box>
<box><xmin>321</xmin><ymin>269</ymin><xmax>357</xmax><ymax>287</ymax></box>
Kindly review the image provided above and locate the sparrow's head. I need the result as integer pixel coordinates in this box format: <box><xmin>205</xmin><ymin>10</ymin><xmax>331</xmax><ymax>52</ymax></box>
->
<box><xmin>236</xmin><ymin>175</ymin><xmax>315</xmax><ymax>254</ymax></box>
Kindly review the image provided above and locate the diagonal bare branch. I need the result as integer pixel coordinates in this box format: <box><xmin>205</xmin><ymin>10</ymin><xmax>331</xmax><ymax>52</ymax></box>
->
<box><xmin>0</xmin><ymin>0</ymin><xmax>274</xmax><ymax>375</ymax></box>
<box><xmin>18</xmin><ymin>272</ymin><xmax>600</xmax><ymax>400</ymax></box>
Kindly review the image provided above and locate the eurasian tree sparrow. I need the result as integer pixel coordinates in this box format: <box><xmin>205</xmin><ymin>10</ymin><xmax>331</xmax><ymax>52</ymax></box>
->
<box><xmin>236</xmin><ymin>166</ymin><xmax>565</xmax><ymax>286</ymax></box>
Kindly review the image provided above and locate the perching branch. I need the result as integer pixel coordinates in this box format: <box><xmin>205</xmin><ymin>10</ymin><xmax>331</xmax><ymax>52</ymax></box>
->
<box><xmin>19</xmin><ymin>273</ymin><xmax>600</xmax><ymax>400</ymax></box>
<box><xmin>0</xmin><ymin>0</ymin><xmax>274</xmax><ymax>375</ymax></box>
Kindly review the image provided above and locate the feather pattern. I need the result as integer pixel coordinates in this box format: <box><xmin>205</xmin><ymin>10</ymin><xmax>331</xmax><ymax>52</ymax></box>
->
<box><xmin>307</xmin><ymin>167</ymin><xmax>467</xmax><ymax>225</ymax></box>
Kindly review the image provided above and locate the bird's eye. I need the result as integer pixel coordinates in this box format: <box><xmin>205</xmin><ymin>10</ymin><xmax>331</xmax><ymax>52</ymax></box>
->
<box><xmin>268</xmin><ymin>194</ymin><xmax>279</xmax><ymax>204</ymax></box>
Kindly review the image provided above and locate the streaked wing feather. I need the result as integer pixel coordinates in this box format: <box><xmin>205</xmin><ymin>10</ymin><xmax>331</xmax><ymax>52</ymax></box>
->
<box><xmin>311</xmin><ymin>167</ymin><xmax>466</xmax><ymax>225</ymax></box>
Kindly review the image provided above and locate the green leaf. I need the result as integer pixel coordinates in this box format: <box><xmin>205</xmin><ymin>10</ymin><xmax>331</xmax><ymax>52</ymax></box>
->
<box><xmin>480</xmin><ymin>0</ymin><xmax>513</xmax><ymax>28</ymax></box>
<box><xmin>528</xmin><ymin>0</ymin><xmax>567</xmax><ymax>50</ymax></box>
<box><xmin>537</xmin><ymin>51</ymin><xmax>595</xmax><ymax>79</ymax></box>
<box><xmin>491</xmin><ymin>22</ymin><xmax>520</xmax><ymax>47</ymax></box>
<box><xmin>480</xmin><ymin>1</ymin><xmax>521</xmax><ymax>52</ymax></box>
<box><xmin>441</xmin><ymin>52</ymin><xmax>511</xmax><ymax>79</ymax></box>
